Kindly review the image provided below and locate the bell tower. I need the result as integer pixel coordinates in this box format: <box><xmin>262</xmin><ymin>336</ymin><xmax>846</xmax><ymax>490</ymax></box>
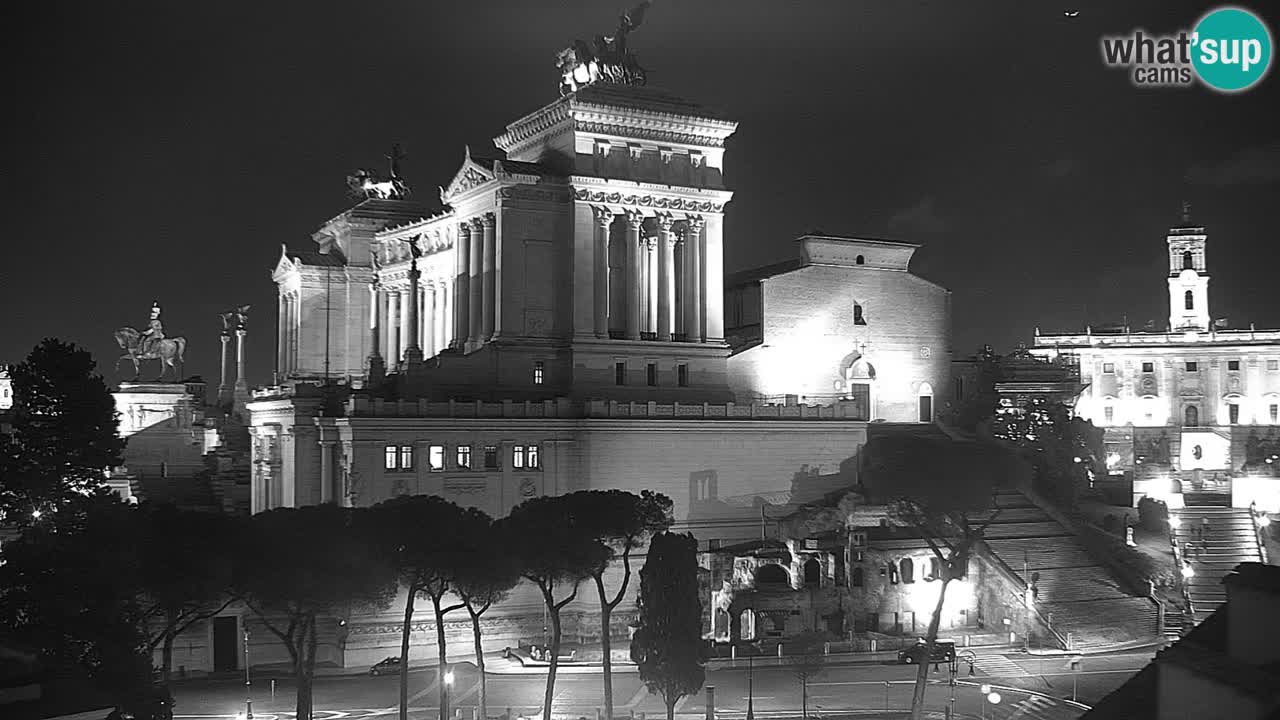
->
<box><xmin>1167</xmin><ymin>202</ymin><xmax>1210</xmax><ymax>332</ymax></box>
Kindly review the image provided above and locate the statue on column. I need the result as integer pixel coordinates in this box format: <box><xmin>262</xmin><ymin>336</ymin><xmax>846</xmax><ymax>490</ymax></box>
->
<box><xmin>114</xmin><ymin>301</ymin><xmax>187</xmax><ymax>382</ymax></box>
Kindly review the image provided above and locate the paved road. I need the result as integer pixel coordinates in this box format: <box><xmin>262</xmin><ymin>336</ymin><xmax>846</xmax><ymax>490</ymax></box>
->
<box><xmin>171</xmin><ymin>649</ymin><xmax>1153</xmax><ymax>720</ymax></box>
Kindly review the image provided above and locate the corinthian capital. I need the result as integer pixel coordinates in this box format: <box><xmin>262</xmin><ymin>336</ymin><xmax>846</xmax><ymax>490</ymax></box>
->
<box><xmin>624</xmin><ymin>209</ymin><xmax>645</xmax><ymax>230</ymax></box>
<box><xmin>592</xmin><ymin>205</ymin><xmax>614</xmax><ymax>228</ymax></box>
<box><xmin>481</xmin><ymin>212</ymin><xmax>496</xmax><ymax>228</ymax></box>
<box><xmin>685</xmin><ymin>215</ymin><xmax>705</xmax><ymax>236</ymax></box>
<box><xmin>656</xmin><ymin>212</ymin><xmax>676</xmax><ymax>233</ymax></box>
<box><xmin>469</xmin><ymin>217</ymin><xmax>485</xmax><ymax>232</ymax></box>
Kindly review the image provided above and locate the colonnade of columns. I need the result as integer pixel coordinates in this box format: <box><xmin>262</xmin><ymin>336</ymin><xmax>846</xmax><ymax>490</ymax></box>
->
<box><xmin>592</xmin><ymin>208</ymin><xmax>714</xmax><ymax>342</ymax></box>
<box><xmin>368</xmin><ymin>214</ymin><xmax>494</xmax><ymax>367</ymax></box>
<box><xmin>369</xmin><ymin>278</ymin><xmax>455</xmax><ymax>365</ymax></box>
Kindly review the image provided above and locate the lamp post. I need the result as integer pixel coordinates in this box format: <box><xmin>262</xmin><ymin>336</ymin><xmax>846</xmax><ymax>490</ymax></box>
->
<box><xmin>442</xmin><ymin>665</ymin><xmax>455</xmax><ymax>720</ymax></box>
<box><xmin>243</xmin><ymin>627</ymin><xmax>254</xmax><ymax>720</ymax></box>
<box><xmin>746</xmin><ymin>653</ymin><xmax>754</xmax><ymax>720</ymax></box>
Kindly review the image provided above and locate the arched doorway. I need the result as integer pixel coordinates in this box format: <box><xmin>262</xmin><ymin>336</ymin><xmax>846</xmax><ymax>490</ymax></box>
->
<box><xmin>1185</xmin><ymin>405</ymin><xmax>1199</xmax><ymax>427</ymax></box>
<box><xmin>843</xmin><ymin>356</ymin><xmax>876</xmax><ymax>420</ymax></box>
<box><xmin>803</xmin><ymin>558</ymin><xmax>821</xmax><ymax>585</ymax></box>
<box><xmin>917</xmin><ymin>382</ymin><xmax>934</xmax><ymax>422</ymax></box>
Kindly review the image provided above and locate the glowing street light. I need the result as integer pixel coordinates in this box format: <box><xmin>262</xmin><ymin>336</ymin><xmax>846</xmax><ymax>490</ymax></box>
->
<box><xmin>1169</xmin><ymin>514</ymin><xmax>1181</xmax><ymax>529</ymax></box>
<box><xmin>1181</xmin><ymin>562</ymin><xmax>1195</xmax><ymax>579</ymax></box>
<box><xmin>442</xmin><ymin>665</ymin><xmax>455</xmax><ymax>720</ymax></box>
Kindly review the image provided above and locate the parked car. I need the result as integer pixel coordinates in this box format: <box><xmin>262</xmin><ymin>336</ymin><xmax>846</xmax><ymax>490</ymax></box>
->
<box><xmin>897</xmin><ymin>639</ymin><xmax>956</xmax><ymax>665</ymax></box>
<box><xmin>370</xmin><ymin>656</ymin><xmax>402</xmax><ymax>676</ymax></box>
<box><xmin>502</xmin><ymin>644</ymin><xmax>579</xmax><ymax>665</ymax></box>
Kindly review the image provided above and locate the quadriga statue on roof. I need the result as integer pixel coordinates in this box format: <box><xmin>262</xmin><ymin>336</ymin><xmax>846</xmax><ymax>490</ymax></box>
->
<box><xmin>115</xmin><ymin>301</ymin><xmax>187</xmax><ymax>382</ymax></box>
<box><xmin>558</xmin><ymin>0</ymin><xmax>651</xmax><ymax>96</ymax></box>
<box><xmin>347</xmin><ymin>143</ymin><xmax>411</xmax><ymax>200</ymax></box>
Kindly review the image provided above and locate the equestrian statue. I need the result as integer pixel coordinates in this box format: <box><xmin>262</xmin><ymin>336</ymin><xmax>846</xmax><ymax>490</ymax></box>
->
<box><xmin>115</xmin><ymin>301</ymin><xmax>187</xmax><ymax>381</ymax></box>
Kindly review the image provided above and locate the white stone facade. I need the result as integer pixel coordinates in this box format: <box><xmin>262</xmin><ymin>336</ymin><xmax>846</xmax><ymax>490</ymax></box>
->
<box><xmin>725</xmin><ymin>235</ymin><xmax>951</xmax><ymax>422</ymax></box>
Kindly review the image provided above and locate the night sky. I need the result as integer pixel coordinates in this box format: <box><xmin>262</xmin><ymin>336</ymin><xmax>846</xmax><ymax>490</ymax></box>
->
<box><xmin>5</xmin><ymin>1</ymin><xmax>1279</xmax><ymax>388</ymax></box>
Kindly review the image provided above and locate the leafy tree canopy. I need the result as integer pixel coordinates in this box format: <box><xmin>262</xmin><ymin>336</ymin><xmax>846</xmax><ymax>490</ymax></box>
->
<box><xmin>1</xmin><ymin>339</ymin><xmax>124</xmax><ymax>524</ymax></box>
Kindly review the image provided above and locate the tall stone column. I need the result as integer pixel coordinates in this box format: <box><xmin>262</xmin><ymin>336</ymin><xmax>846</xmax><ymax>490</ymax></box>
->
<box><xmin>454</xmin><ymin>223</ymin><xmax>471</xmax><ymax>349</ymax></box>
<box><xmin>703</xmin><ymin>214</ymin><xmax>725</xmax><ymax>342</ymax></box>
<box><xmin>368</xmin><ymin>283</ymin><xmax>385</xmax><ymax>384</ymax></box>
<box><xmin>276</xmin><ymin>294</ymin><xmax>286</xmax><ymax>379</ymax></box>
<box><xmin>657</xmin><ymin>214</ymin><xmax>676</xmax><ymax>341</ymax></box>
<box><xmin>319</xmin><ymin>439</ymin><xmax>335</xmax><ymax>504</ymax></box>
<box><xmin>404</xmin><ymin>256</ymin><xmax>423</xmax><ymax>366</ymax></box>
<box><xmin>481</xmin><ymin>213</ymin><xmax>496</xmax><ymax>343</ymax></box>
<box><xmin>468</xmin><ymin>218</ymin><xmax>484</xmax><ymax>347</ymax></box>
<box><xmin>440</xmin><ymin>280</ymin><xmax>451</xmax><ymax>352</ymax></box>
<box><xmin>646</xmin><ymin>238</ymin><xmax>659</xmax><ymax>335</ymax></box>
<box><xmin>625</xmin><ymin>210</ymin><xmax>643</xmax><ymax>340</ymax></box>
<box><xmin>684</xmin><ymin>217</ymin><xmax>705</xmax><ymax>342</ymax></box>
<box><xmin>593</xmin><ymin>206</ymin><xmax>612</xmax><ymax>338</ymax></box>
<box><xmin>219</xmin><ymin>330</ymin><xmax>231</xmax><ymax>404</ymax></box>
<box><xmin>387</xmin><ymin>290</ymin><xmax>400</xmax><ymax>365</ymax></box>
<box><xmin>234</xmin><ymin>327</ymin><xmax>249</xmax><ymax>410</ymax></box>
<box><xmin>424</xmin><ymin>282</ymin><xmax>437</xmax><ymax>358</ymax></box>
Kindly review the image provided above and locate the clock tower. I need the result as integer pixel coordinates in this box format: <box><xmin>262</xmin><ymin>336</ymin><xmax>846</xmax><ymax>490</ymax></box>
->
<box><xmin>1167</xmin><ymin>202</ymin><xmax>1210</xmax><ymax>332</ymax></box>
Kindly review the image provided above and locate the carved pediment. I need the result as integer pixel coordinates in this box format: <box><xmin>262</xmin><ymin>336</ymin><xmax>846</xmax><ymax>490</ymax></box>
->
<box><xmin>271</xmin><ymin>244</ymin><xmax>298</xmax><ymax>281</ymax></box>
<box><xmin>441</xmin><ymin>147</ymin><xmax>495</xmax><ymax>203</ymax></box>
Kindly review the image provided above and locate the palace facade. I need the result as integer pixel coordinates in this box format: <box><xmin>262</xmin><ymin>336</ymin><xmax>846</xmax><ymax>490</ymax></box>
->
<box><xmin>1032</xmin><ymin>211</ymin><xmax>1280</xmax><ymax>509</ymax></box>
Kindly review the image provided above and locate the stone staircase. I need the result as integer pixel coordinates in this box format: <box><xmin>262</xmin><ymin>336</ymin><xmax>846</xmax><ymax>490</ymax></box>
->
<box><xmin>976</xmin><ymin>492</ymin><xmax>1160</xmax><ymax>650</ymax></box>
<box><xmin>1172</xmin><ymin>505</ymin><xmax>1262</xmax><ymax>623</ymax></box>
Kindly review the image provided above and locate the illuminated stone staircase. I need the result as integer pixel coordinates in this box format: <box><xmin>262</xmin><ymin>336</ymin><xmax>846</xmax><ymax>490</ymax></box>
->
<box><xmin>976</xmin><ymin>492</ymin><xmax>1159</xmax><ymax>650</ymax></box>
<box><xmin>1172</xmin><ymin>506</ymin><xmax>1261</xmax><ymax>623</ymax></box>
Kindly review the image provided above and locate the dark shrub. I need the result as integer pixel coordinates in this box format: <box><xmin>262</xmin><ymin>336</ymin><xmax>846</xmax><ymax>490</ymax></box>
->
<box><xmin>1137</xmin><ymin>497</ymin><xmax>1169</xmax><ymax>531</ymax></box>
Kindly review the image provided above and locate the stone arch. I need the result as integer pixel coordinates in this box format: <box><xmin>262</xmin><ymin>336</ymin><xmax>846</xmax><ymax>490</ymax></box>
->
<box><xmin>1185</xmin><ymin>404</ymin><xmax>1199</xmax><ymax>427</ymax></box>
<box><xmin>1185</xmin><ymin>290</ymin><xmax>1194</xmax><ymax>310</ymax></box>
<box><xmin>856</xmin><ymin>254</ymin><xmax>865</xmax><ymax>265</ymax></box>
<box><xmin>917</xmin><ymin>382</ymin><xmax>934</xmax><ymax>423</ymax></box>
<box><xmin>1183</xmin><ymin>250</ymin><xmax>1194</xmax><ymax>270</ymax></box>
<box><xmin>756</xmin><ymin>563</ymin><xmax>789</xmax><ymax>586</ymax></box>
<box><xmin>900</xmin><ymin>557</ymin><xmax>915</xmax><ymax>584</ymax></box>
<box><xmin>803</xmin><ymin>557</ymin><xmax>821</xmax><ymax>585</ymax></box>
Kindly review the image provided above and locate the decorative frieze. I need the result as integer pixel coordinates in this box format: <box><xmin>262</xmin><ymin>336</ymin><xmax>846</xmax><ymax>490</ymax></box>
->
<box><xmin>573</xmin><ymin>120</ymin><xmax>727</xmax><ymax>148</ymax></box>
<box><xmin>573</xmin><ymin>188</ymin><xmax>724</xmax><ymax>214</ymax></box>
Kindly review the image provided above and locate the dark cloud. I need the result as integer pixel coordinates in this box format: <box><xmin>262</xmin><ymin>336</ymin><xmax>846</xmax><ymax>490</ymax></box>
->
<box><xmin>887</xmin><ymin>197</ymin><xmax>947</xmax><ymax>236</ymax></box>
<box><xmin>1186</xmin><ymin>141</ymin><xmax>1280</xmax><ymax>186</ymax></box>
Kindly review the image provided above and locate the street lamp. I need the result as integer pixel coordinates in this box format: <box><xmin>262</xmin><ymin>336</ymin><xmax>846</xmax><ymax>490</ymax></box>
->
<box><xmin>442</xmin><ymin>665</ymin><xmax>455</xmax><ymax>720</ymax></box>
<box><xmin>243</xmin><ymin>628</ymin><xmax>253</xmax><ymax>720</ymax></box>
<box><xmin>746</xmin><ymin>653</ymin><xmax>754</xmax><ymax>720</ymax></box>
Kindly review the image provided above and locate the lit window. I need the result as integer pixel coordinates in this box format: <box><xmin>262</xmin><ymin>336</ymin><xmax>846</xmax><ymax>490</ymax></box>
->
<box><xmin>514</xmin><ymin>445</ymin><xmax>525</xmax><ymax>469</ymax></box>
<box><xmin>533</xmin><ymin>361</ymin><xmax>545</xmax><ymax>385</ymax></box>
<box><xmin>678</xmin><ymin>364</ymin><xmax>689</xmax><ymax>387</ymax></box>
<box><xmin>384</xmin><ymin>445</ymin><xmax>398</xmax><ymax>470</ymax></box>
<box><xmin>1185</xmin><ymin>291</ymin><xmax>1194</xmax><ymax>310</ymax></box>
<box><xmin>514</xmin><ymin>445</ymin><xmax>540</xmax><ymax>469</ymax></box>
<box><xmin>429</xmin><ymin>445</ymin><xmax>445</xmax><ymax>472</ymax></box>
<box><xmin>527</xmin><ymin>444</ymin><xmax>539</xmax><ymax>468</ymax></box>
<box><xmin>484</xmin><ymin>446</ymin><xmax>499</xmax><ymax>470</ymax></box>
<box><xmin>457</xmin><ymin>445</ymin><xmax>472</xmax><ymax>469</ymax></box>
<box><xmin>1229</xmin><ymin>404</ymin><xmax>1240</xmax><ymax>425</ymax></box>
<box><xmin>399</xmin><ymin>446</ymin><xmax>413</xmax><ymax>470</ymax></box>
<box><xmin>1104</xmin><ymin>406</ymin><xmax>1114</xmax><ymax>424</ymax></box>
<box><xmin>1142</xmin><ymin>362</ymin><xmax>1154</xmax><ymax>373</ymax></box>
<box><xmin>1228</xmin><ymin>360</ymin><xmax>1240</xmax><ymax>371</ymax></box>
<box><xmin>854</xmin><ymin>304</ymin><xmax>866</xmax><ymax>326</ymax></box>
<box><xmin>647</xmin><ymin>363</ymin><xmax>657</xmax><ymax>386</ymax></box>
<box><xmin>1186</xmin><ymin>361</ymin><xmax>1198</xmax><ymax>372</ymax></box>
<box><xmin>615</xmin><ymin>362</ymin><xmax>626</xmax><ymax>385</ymax></box>
<box><xmin>1103</xmin><ymin>363</ymin><xmax>1115</xmax><ymax>374</ymax></box>
<box><xmin>1271</xmin><ymin>404</ymin><xmax>1278</xmax><ymax>423</ymax></box>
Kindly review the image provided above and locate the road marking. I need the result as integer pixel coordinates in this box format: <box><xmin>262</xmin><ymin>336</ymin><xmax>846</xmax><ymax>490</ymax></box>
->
<box><xmin>971</xmin><ymin>652</ymin><xmax>1028</xmax><ymax>678</ymax></box>
<box><xmin>409</xmin><ymin>676</ymin><xmax>441</xmax><ymax>703</ymax></box>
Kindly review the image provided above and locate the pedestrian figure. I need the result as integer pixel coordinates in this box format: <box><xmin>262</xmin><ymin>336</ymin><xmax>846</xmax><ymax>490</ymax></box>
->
<box><xmin>1202</xmin><ymin>517</ymin><xmax>1210</xmax><ymax>536</ymax></box>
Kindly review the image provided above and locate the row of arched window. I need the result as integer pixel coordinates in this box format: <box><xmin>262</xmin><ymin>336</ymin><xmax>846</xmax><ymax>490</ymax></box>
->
<box><xmin>753</xmin><ymin>555</ymin><xmax>950</xmax><ymax>590</ymax></box>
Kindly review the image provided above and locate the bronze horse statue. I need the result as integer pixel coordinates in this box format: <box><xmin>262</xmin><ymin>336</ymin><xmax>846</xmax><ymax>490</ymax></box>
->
<box><xmin>115</xmin><ymin>327</ymin><xmax>186</xmax><ymax>381</ymax></box>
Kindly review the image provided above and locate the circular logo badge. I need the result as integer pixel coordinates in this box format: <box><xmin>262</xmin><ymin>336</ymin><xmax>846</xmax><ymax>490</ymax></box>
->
<box><xmin>1192</xmin><ymin>7</ymin><xmax>1273</xmax><ymax>92</ymax></box>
